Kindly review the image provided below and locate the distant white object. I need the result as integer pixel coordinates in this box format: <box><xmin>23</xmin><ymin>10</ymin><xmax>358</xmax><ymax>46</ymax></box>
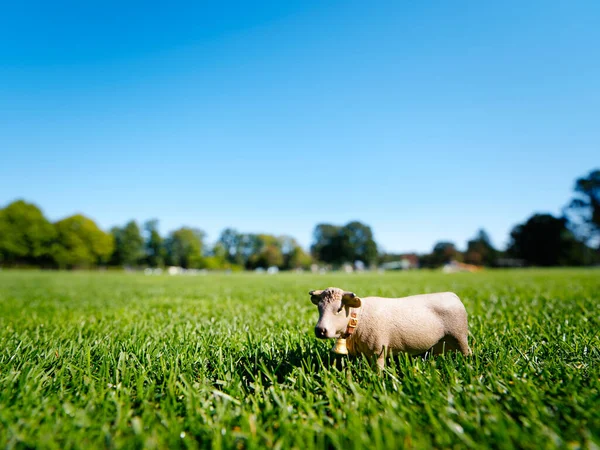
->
<box><xmin>342</xmin><ymin>263</ymin><xmax>353</xmax><ymax>273</ymax></box>
<box><xmin>267</xmin><ymin>266</ymin><xmax>279</xmax><ymax>275</ymax></box>
<box><xmin>168</xmin><ymin>266</ymin><xmax>183</xmax><ymax>275</ymax></box>
<box><xmin>254</xmin><ymin>267</ymin><xmax>265</xmax><ymax>274</ymax></box>
<box><xmin>354</xmin><ymin>260</ymin><xmax>365</xmax><ymax>272</ymax></box>
<box><xmin>442</xmin><ymin>262</ymin><xmax>458</xmax><ymax>273</ymax></box>
<box><xmin>443</xmin><ymin>260</ymin><xmax>482</xmax><ymax>273</ymax></box>
<box><xmin>165</xmin><ymin>267</ymin><xmax>208</xmax><ymax>276</ymax></box>
<box><xmin>380</xmin><ymin>255</ymin><xmax>419</xmax><ymax>271</ymax></box>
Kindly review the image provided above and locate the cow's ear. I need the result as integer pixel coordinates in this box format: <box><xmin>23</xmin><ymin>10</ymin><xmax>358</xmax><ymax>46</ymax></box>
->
<box><xmin>342</xmin><ymin>292</ymin><xmax>361</xmax><ymax>308</ymax></box>
<box><xmin>309</xmin><ymin>290</ymin><xmax>323</xmax><ymax>305</ymax></box>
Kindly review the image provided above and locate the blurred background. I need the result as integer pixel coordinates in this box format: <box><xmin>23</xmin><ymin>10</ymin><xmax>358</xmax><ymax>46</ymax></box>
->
<box><xmin>1</xmin><ymin>1</ymin><xmax>598</xmax><ymax>271</ymax></box>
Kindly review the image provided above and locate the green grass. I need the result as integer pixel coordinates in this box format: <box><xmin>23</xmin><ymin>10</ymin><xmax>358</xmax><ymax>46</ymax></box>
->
<box><xmin>0</xmin><ymin>269</ymin><xmax>598</xmax><ymax>449</ymax></box>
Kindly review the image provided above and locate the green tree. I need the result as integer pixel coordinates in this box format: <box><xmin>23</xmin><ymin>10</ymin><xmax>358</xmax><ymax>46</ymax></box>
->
<box><xmin>202</xmin><ymin>242</ymin><xmax>228</xmax><ymax>270</ymax></box>
<box><xmin>165</xmin><ymin>227</ymin><xmax>205</xmax><ymax>268</ymax></box>
<box><xmin>311</xmin><ymin>222</ymin><xmax>378</xmax><ymax>266</ymax></box>
<box><xmin>0</xmin><ymin>200</ymin><xmax>56</xmax><ymax>266</ymax></box>
<box><xmin>507</xmin><ymin>214</ymin><xmax>590</xmax><ymax>266</ymax></box>
<box><xmin>285</xmin><ymin>245</ymin><xmax>312</xmax><ymax>270</ymax></box>
<box><xmin>342</xmin><ymin>221</ymin><xmax>378</xmax><ymax>264</ymax></box>
<box><xmin>52</xmin><ymin>215</ymin><xmax>114</xmax><ymax>269</ymax></box>
<box><xmin>237</xmin><ymin>234</ymin><xmax>262</xmax><ymax>268</ymax></box>
<box><xmin>218</xmin><ymin>228</ymin><xmax>243</xmax><ymax>265</ymax></box>
<box><xmin>564</xmin><ymin>169</ymin><xmax>600</xmax><ymax>249</ymax></box>
<box><xmin>420</xmin><ymin>241</ymin><xmax>460</xmax><ymax>268</ymax></box>
<box><xmin>250</xmin><ymin>245</ymin><xmax>284</xmax><ymax>269</ymax></box>
<box><xmin>464</xmin><ymin>229</ymin><xmax>498</xmax><ymax>266</ymax></box>
<box><xmin>247</xmin><ymin>234</ymin><xmax>284</xmax><ymax>269</ymax></box>
<box><xmin>203</xmin><ymin>241</ymin><xmax>244</xmax><ymax>270</ymax></box>
<box><xmin>218</xmin><ymin>230</ymin><xmax>308</xmax><ymax>270</ymax></box>
<box><xmin>211</xmin><ymin>242</ymin><xmax>228</xmax><ymax>262</ymax></box>
<box><xmin>311</xmin><ymin>223</ymin><xmax>339</xmax><ymax>265</ymax></box>
<box><xmin>144</xmin><ymin>219</ymin><xmax>165</xmax><ymax>267</ymax></box>
<box><xmin>279</xmin><ymin>236</ymin><xmax>312</xmax><ymax>270</ymax></box>
<box><xmin>110</xmin><ymin>220</ymin><xmax>145</xmax><ymax>267</ymax></box>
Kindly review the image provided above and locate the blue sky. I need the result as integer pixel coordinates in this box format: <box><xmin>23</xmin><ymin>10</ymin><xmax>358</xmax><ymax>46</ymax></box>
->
<box><xmin>1</xmin><ymin>1</ymin><xmax>598</xmax><ymax>253</ymax></box>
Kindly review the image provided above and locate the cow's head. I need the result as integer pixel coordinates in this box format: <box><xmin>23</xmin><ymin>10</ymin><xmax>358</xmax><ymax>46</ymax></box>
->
<box><xmin>309</xmin><ymin>287</ymin><xmax>361</xmax><ymax>339</ymax></box>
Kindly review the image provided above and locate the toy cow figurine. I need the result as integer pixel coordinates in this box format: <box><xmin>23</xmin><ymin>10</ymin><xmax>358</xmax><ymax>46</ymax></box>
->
<box><xmin>309</xmin><ymin>287</ymin><xmax>471</xmax><ymax>368</ymax></box>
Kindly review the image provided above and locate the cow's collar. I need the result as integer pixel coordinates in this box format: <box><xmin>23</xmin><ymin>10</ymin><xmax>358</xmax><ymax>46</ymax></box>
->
<box><xmin>341</xmin><ymin>307</ymin><xmax>361</xmax><ymax>339</ymax></box>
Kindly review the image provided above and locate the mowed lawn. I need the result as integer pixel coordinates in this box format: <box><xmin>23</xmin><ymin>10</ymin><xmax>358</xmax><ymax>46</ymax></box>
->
<box><xmin>0</xmin><ymin>269</ymin><xmax>598</xmax><ymax>449</ymax></box>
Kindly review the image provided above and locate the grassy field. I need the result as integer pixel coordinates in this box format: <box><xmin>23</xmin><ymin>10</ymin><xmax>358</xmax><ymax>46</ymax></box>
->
<box><xmin>0</xmin><ymin>269</ymin><xmax>598</xmax><ymax>449</ymax></box>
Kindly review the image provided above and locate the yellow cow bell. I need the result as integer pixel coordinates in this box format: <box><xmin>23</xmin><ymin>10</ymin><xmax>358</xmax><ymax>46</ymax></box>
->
<box><xmin>331</xmin><ymin>337</ymin><xmax>349</xmax><ymax>355</ymax></box>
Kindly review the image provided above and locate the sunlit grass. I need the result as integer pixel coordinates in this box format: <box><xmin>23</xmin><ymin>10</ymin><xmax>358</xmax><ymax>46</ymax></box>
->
<box><xmin>0</xmin><ymin>269</ymin><xmax>598</xmax><ymax>449</ymax></box>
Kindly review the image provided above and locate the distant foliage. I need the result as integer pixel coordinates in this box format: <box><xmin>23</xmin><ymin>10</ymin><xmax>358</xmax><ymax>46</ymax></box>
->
<box><xmin>0</xmin><ymin>200</ymin><xmax>55</xmax><ymax>266</ymax></box>
<box><xmin>1</xmin><ymin>168</ymin><xmax>599</xmax><ymax>269</ymax></box>
<box><xmin>434</xmin><ymin>241</ymin><xmax>460</xmax><ymax>266</ymax></box>
<box><xmin>144</xmin><ymin>219</ymin><xmax>166</xmax><ymax>267</ymax></box>
<box><xmin>165</xmin><ymin>227</ymin><xmax>205</xmax><ymax>269</ymax></box>
<box><xmin>508</xmin><ymin>214</ymin><xmax>559</xmax><ymax>266</ymax></box>
<box><xmin>52</xmin><ymin>215</ymin><xmax>114</xmax><ymax>269</ymax></box>
<box><xmin>216</xmin><ymin>229</ymin><xmax>311</xmax><ymax>270</ymax></box>
<box><xmin>311</xmin><ymin>221</ymin><xmax>378</xmax><ymax>266</ymax></box>
<box><xmin>507</xmin><ymin>214</ymin><xmax>595</xmax><ymax>266</ymax></box>
<box><xmin>110</xmin><ymin>220</ymin><xmax>145</xmax><ymax>267</ymax></box>
<box><xmin>564</xmin><ymin>168</ymin><xmax>600</xmax><ymax>249</ymax></box>
<box><xmin>464</xmin><ymin>229</ymin><xmax>498</xmax><ymax>267</ymax></box>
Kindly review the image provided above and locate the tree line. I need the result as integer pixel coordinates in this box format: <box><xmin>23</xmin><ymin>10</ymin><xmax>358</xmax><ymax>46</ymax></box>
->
<box><xmin>0</xmin><ymin>169</ymin><xmax>598</xmax><ymax>270</ymax></box>
<box><xmin>387</xmin><ymin>168</ymin><xmax>599</xmax><ymax>268</ymax></box>
<box><xmin>0</xmin><ymin>206</ymin><xmax>315</xmax><ymax>270</ymax></box>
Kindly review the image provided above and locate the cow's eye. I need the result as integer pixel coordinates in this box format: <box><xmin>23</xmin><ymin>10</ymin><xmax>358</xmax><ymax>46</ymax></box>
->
<box><xmin>335</xmin><ymin>305</ymin><xmax>344</xmax><ymax>315</ymax></box>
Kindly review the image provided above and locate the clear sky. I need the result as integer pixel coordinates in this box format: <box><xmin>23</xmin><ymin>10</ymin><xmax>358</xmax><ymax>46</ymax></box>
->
<box><xmin>1</xmin><ymin>1</ymin><xmax>598</xmax><ymax>253</ymax></box>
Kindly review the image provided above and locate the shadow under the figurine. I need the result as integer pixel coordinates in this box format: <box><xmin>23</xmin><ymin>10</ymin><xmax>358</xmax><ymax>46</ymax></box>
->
<box><xmin>227</xmin><ymin>338</ymin><xmax>468</xmax><ymax>391</ymax></box>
